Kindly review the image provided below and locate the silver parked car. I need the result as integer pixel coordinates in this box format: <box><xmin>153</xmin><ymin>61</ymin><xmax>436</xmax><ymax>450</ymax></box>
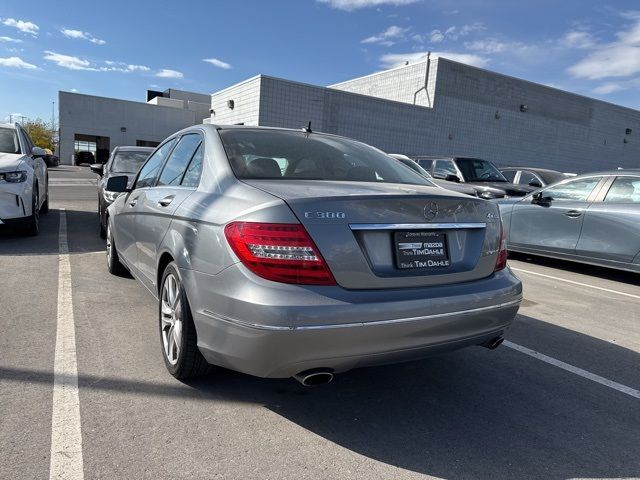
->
<box><xmin>499</xmin><ymin>170</ymin><xmax>640</xmax><ymax>273</ymax></box>
<box><xmin>105</xmin><ymin>125</ymin><xmax>522</xmax><ymax>384</ymax></box>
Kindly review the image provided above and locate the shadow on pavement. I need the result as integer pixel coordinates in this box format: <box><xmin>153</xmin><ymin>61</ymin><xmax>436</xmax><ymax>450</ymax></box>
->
<box><xmin>509</xmin><ymin>251</ymin><xmax>640</xmax><ymax>287</ymax></box>
<box><xmin>2</xmin><ymin>315</ymin><xmax>638</xmax><ymax>479</ymax></box>
<box><xmin>0</xmin><ymin>208</ymin><xmax>104</xmax><ymax>256</ymax></box>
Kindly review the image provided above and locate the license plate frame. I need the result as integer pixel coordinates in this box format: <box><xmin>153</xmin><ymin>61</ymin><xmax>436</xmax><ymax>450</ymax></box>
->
<box><xmin>394</xmin><ymin>231</ymin><xmax>450</xmax><ymax>270</ymax></box>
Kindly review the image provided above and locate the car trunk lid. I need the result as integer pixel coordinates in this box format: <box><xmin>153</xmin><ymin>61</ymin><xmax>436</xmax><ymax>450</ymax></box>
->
<box><xmin>243</xmin><ymin>180</ymin><xmax>502</xmax><ymax>289</ymax></box>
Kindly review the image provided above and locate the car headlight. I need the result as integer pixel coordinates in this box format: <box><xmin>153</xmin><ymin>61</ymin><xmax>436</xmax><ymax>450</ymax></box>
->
<box><xmin>103</xmin><ymin>190</ymin><xmax>120</xmax><ymax>202</ymax></box>
<box><xmin>0</xmin><ymin>170</ymin><xmax>27</xmax><ymax>183</ymax></box>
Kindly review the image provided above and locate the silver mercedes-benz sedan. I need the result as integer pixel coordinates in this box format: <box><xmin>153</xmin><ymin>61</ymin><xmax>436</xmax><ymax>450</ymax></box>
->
<box><xmin>499</xmin><ymin>170</ymin><xmax>640</xmax><ymax>273</ymax></box>
<box><xmin>105</xmin><ymin>125</ymin><xmax>522</xmax><ymax>385</ymax></box>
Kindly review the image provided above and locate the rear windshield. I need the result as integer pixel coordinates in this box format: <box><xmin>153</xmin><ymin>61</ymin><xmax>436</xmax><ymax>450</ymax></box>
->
<box><xmin>111</xmin><ymin>150</ymin><xmax>152</xmax><ymax>174</ymax></box>
<box><xmin>0</xmin><ymin>128</ymin><xmax>20</xmax><ymax>154</ymax></box>
<box><xmin>456</xmin><ymin>158</ymin><xmax>508</xmax><ymax>182</ymax></box>
<box><xmin>220</xmin><ymin>129</ymin><xmax>434</xmax><ymax>186</ymax></box>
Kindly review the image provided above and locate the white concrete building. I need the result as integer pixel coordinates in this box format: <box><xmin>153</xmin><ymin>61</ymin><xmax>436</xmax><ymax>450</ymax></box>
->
<box><xmin>209</xmin><ymin>57</ymin><xmax>640</xmax><ymax>173</ymax></box>
<box><xmin>58</xmin><ymin>88</ymin><xmax>210</xmax><ymax>165</ymax></box>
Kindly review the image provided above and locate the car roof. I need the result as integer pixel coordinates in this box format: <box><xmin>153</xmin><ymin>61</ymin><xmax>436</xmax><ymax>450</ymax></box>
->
<box><xmin>580</xmin><ymin>169</ymin><xmax>640</xmax><ymax>176</ymax></box>
<box><xmin>499</xmin><ymin>167</ymin><xmax>565</xmax><ymax>174</ymax></box>
<box><xmin>0</xmin><ymin>122</ymin><xmax>16</xmax><ymax>130</ymax></box>
<box><xmin>114</xmin><ymin>146</ymin><xmax>155</xmax><ymax>152</ymax></box>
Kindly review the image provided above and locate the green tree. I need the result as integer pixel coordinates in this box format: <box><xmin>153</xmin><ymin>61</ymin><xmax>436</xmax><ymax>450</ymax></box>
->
<box><xmin>23</xmin><ymin>118</ymin><xmax>55</xmax><ymax>151</ymax></box>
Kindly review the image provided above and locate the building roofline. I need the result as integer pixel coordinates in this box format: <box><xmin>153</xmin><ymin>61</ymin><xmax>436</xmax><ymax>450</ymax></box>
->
<box><xmin>209</xmin><ymin>74</ymin><xmax>263</xmax><ymax>97</ymax></box>
<box><xmin>328</xmin><ymin>59</ymin><xmax>430</xmax><ymax>88</ymax></box>
<box><xmin>58</xmin><ymin>90</ymin><xmax>205</xmax><ymax>113</ymax></box>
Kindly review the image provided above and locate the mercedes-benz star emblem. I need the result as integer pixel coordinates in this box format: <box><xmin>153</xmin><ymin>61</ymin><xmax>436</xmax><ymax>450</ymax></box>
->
<box><xmin>423</xmin><ymin>202</ymin><xmax>438</xmax><ymax>220</ymax></box>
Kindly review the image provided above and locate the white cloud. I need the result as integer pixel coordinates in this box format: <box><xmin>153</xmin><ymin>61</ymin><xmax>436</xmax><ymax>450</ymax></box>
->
<box><xmin>0</xmin><ymin>56</ymin><xmax>37</xmax><ymax>69</ymax></box>
<box><xmin>380</xmin><ymin>51</ymin><xmax>489</xmax><ymax>69</ymax></box>
<box><xmin>203</xmin><ymin>57</ymin><xmax>232</xmax><ymax>69</ymax></box>
<box><xmin>561</xmin><ymin>30</ymin><xmax>594</xmax><ymax>49</ymax></box>
<box><xmin>100</xmin><ymin>61</ymin><xmax>150</xmax><ymax>72</ymax></box>
<box><xmin>592</xmin><ymin>82</ymin><xmax>625</xmax><ymax>94</ymax></box>
<box><xmin>43</xmin><ymin>51</ymin><xmax>95</xmax><ymax>70</ymax></box>
<box><xmin>61</xmin><ymin>28</ymin><xmax>106</xmax><ymax>45</ymax></box>
<box><xmin>429</xmin><ymin>30</ymin><xmax>444</xmax><ymax>43</ymax></box>
<box><xmin>361</xmin><ymin>25</ymin><xmax>409</xmax><ymax>45</ymax></box>
<box><xmin>317</xmin><ymin>0</ymin><xmax>418</xmax><ymax>11</ymax></box>
<box><xmin>156</xmin><ymin>69</ymin><xmax>183</xmax><ymax>79</ymax></box>
<box><xmin>1</xmin><ymin>18</ymin><xmax>39</xmax><ymax>36</ymax></box>
<box><xmin>465</xmin><ymin>38</ymin><xmax>511</xmax><ymax>54</ymax></box>
<box><xmin>568</xmin><ymin>18</ymin><xmax>640</xmax><ymax>79</ymax></box>
<box><xmin>0</xmin><ymin>36</ymin><xmax>22</xmax><ymax>43</ymax></box>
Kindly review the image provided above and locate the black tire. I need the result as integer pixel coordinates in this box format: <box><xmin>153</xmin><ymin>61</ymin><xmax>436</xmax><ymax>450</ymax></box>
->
<box><xmin>106</xmin><ymin>220</ymin><xmax>127</xmax><ymax>276</ymax></box>
<box><xmin>159</xmin><ymin>262</ymin><xmax>211</xmax><ymax>379</ymax></box>
<box><xmin>40</xmin><ymin>188</ymin><xmax>49</xmax><ymax>214</ymax></box>
<box><xmin>22</xmin><ymin>186</ymin><xmax>39</xmax><ymax>236</ymax></box>
<box><xmin>99</xmin><ymin>203</ymin><xmax>106</xmax><ymax>239</ymax></box>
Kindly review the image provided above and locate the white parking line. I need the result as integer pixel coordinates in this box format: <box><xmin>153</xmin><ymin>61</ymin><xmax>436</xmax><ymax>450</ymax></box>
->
<box><xmin>504</xmin><ymin>341</ymin><xmax>640</xmax><ymax>400</ymax></box>
<box><xmin>511</xmin><ymin>267</ymin><xmax>640</xmax><ymax>301</ymax></box>
<box><xmin>50</xmin><ymin>209</ymin><xmax>84</xmax><ymax>480</ymax></box>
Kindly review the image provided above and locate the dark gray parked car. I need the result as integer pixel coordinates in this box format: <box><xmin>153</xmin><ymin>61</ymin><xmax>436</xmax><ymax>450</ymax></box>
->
<box><xmin>91</xmin><ymin>146</ymin><xmax>154</xmax><ymax>238</ymax></box>
<box><xmin>499</xmin><ymin>170</ymin><xmax>640</xmax><ymax>273</ymax></box>
<box><xmin>105</xmin><ymin>125</ymin><xmax>522</xmax><ymax>384</ymax></box>
<box><xmin>389</xmin><ymin>154</ymin><xmax>505</xmax><ymax>199</ymax></box>
<box><xmin>416</xmin><ymin>156</ymin><xmax>536</xmax><ymax>197</ymax></box>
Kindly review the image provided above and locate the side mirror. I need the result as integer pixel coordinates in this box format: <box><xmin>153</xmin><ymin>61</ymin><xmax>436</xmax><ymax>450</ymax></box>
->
<box><xmin>445</xmin><ymin>174</ymin><xmax>461</xmax><ymax>183</ymax></box>
<box><xmin>532</xmin><ymin>192</ymin><xmax>550</xmax><ymax>204</ymax></box>
<box><xmin>32</xmin><ymin>146</ymin><xmax>46</xmax><ymax>158</ymax></box>
<box><xmin>528</xmin><ymin>180</ymin><xmax>543</xmax><ymax>188</ymax></box>
<box><xmin>89</xmin><ymin>163</ymin><xmax>104</xmax><ymax>176</ymax></box>
<box><xmin>105</xmin><ymin>175</ymin><xmax>130</xmax><ymax>193</ymax></box>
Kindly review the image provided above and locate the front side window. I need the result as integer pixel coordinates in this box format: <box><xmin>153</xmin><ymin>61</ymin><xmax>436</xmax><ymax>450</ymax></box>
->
<box><xmin>604</xmin><ymin>176</ymin><xmax>640</xmax><ymax>204</ymax></box>
<box><xmin>519</xmin><ymin>171</ymin><xmax>541</xmax><ymax>187</ymax></box>
<box><xmin>157</xmin><ymin>134</ymin><xmax>202</xmax><ymax>186</ymax></box>
<box><xmin>111</xmin><ymin>151</ymin><xmax>152</xmax><ymax>174</ymax></box>
<box><xmin>455</xmin><ymin>158</ymin><xmax>507</xmax><ymax>182</ymax></box>
<box><xmin>219</xmin><ymin>129</ymin><xmax>432</xmax><ymax>186</ymax></box>
<box><xmin>0</xmin><ymin>128</ymin><xmax>20</xmax><ymax>154</ymax></box>
<box><xmin>501</xmin><ymin>170</ymin><xmax>517</xmax><ymax>182</ymax></box>
<box><xmin>543</xmin><ymin>177</ymin><xmax>602</xmax><ymax>202</ymax></box>
<box><xmin>135</xmin><ymin>138</ymin><xmax>176</xmax><ymax>189</ymax></box>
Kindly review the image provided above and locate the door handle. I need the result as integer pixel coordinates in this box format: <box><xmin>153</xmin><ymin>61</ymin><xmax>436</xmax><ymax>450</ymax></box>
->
<box><xmin>158</xmin><ymin>195</ymin><xmax>175</xmax><ymax>207</ymax></box>
<box><xmin>564</xmin><ymin>210</ymin><xmax>582</xmax><ymax>218</ymax></box>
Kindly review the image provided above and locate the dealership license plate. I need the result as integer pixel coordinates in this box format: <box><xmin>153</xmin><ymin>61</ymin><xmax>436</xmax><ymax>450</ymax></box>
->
<box><xmin>394</xmin><ymin>231</ymin><xmax>450</xmax><ymax>269</ymax></box>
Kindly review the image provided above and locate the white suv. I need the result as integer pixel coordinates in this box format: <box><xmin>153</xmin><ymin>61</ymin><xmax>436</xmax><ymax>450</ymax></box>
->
<box><xmin>0</xmin><ymin>123</ymin><xmax>49</xmax><ymax>235</ymax></box>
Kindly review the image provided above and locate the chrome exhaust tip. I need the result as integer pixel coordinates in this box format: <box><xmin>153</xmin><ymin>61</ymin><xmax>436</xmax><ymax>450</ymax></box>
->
<box><xmin>481</xmin><ymin>336</ymin><xmax>505</xmax><ymax>350</ymax></box>
<box><xmin>294</xmin><ymin>369</ymin><xmax>334</xmax><ymax>387</ymax></box>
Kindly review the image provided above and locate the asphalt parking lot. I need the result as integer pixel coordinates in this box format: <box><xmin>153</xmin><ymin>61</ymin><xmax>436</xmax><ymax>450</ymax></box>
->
<box><xmin>1</xmin><ymin>166</ymin><xmax>639</xmax><ymax>480</ymax></box>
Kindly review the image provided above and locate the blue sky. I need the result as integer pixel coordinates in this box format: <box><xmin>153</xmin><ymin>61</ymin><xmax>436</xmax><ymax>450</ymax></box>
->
<box><xmin>1</xmin><ymin>0</ymin><xmax>640</xmax><ymax>123</ymax></box>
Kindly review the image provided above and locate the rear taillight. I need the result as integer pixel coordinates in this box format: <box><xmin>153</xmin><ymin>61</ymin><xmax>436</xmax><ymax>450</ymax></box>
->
<box><xmin>494</xmin><ymin>222</ymin><xmax>508</xmax><ymax>272</ymax></box>
<box><xmin>224</xmin><ymin>222</ymin><xmax>337</xmax><ymax>285</ymax></box>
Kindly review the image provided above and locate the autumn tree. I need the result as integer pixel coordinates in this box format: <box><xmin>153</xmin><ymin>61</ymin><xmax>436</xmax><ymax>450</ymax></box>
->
<box><xmin>22</xmin><ymin>118</ymin><xmax>56</xmax><ymax>151</ymax></box>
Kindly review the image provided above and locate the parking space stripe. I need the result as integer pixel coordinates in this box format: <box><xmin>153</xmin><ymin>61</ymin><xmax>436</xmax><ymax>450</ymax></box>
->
<box><xmin>511</xmin><ymin>267</ymin><xmax>640</xmax><ymax>301</ymax></box>
<box><xmin>504</xmin><ymin>341</ymin><xmax>640</xmax><ymax>400</ymax></box>
<box><xmin>50</xmin><ymin>209</ymin><xmax>84</xmax><ymax>480</ymax></box>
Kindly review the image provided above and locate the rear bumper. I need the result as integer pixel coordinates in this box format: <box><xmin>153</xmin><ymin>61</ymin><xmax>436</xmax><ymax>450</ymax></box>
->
<box><xmin>182</xmin><ymin>265</ymin><xmax>522</xmax><ymax>378</ymax></box>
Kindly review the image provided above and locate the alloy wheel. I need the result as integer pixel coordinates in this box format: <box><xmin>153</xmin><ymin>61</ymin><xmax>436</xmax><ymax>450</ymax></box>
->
<box><xmin>160</xmin><ymin>273</ymin><xmax>183</xmax><ymax>366</ymax></box>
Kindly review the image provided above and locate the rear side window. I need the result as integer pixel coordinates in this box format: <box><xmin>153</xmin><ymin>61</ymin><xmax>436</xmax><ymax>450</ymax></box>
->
<box><xmin>544</xmin><ymin>177</ymin><xmax>602</xmax><ymax>201</ymax></box>
<box><xmin>181</xmin><ymin>143</ymin><xmax>204</xmax><ymax>188</ymax></box>
<box><xmin>157</xmin><ymin>134</ymin><xmax>202</xmax><ymax>186</ymax></box>
<box><xmin>135</xmin><ymin>138</ymin><xmax>176</xmax><ymax>188</ymax></box>
<box><xmin>433</xmin><ymin>159</ymin><xmax>457</xmax><ymax>179</ymax></box>
<box><xmin>219</xmin><ymin>129</ymin><xmax>431</xmax><ymax>186</ymax></box>
<box><xmin>604</xmin><ymin>176</ymin><xmax>640</xmax><ymax>203</ymax></box>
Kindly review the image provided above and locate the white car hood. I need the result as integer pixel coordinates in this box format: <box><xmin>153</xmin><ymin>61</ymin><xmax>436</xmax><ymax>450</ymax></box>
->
<box><xmin>0</xmin><ymin>152</ymin><xmax>26</xmax><ymax>172</ymax></box>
